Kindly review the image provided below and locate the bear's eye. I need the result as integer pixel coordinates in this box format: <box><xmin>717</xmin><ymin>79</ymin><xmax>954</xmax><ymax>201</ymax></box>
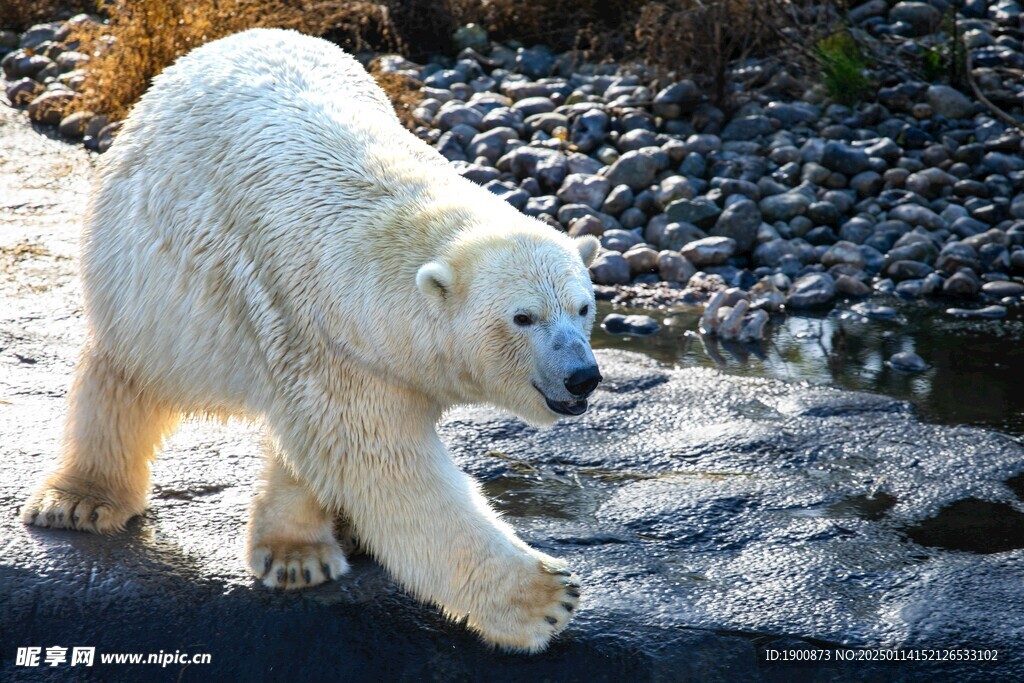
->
<box><xmin>579</xmin><ymin>304</ymin><xmax>589</xmax><ymax>317</ymax></box>
<box><xmin>513</xmin><ymin>313</ymin><xmax>533</xmax><ymax>327</ymax></box>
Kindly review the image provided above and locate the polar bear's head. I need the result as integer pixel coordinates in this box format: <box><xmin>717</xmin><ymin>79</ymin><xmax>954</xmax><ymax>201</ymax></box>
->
<box><xmin>417</xmin><ymin>229</ymin><xmax>602</xmax><ymax>426</ymax></box>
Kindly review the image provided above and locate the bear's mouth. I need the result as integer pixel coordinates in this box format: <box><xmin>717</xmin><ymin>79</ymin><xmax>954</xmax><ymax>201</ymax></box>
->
<box><xmin>534</xmin><ymin>384</ymin><xmax>589</xmax><ymax>416</ymax></box>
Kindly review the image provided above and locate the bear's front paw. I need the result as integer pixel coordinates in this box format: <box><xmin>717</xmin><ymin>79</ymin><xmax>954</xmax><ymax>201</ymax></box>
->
<box><xmin>467</xmin><ymin>557</ymin><xmax>581</xmax><ymax>653</ymax></box>
<box><xmin>21</xmin><ymin>486</ymin><xmax>137</xmax><ymax>534</ymax></box>
<box><xmin>248</xmin><ymin>539</ymin><xmax>350</xmax><ymax>590</ymax></box>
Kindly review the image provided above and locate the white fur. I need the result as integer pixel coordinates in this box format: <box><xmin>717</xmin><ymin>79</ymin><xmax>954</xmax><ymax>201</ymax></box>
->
<box><xmin>21</xmin><ymin>28</ymin><xmax>597</xmax><ymax>652</ymax></box>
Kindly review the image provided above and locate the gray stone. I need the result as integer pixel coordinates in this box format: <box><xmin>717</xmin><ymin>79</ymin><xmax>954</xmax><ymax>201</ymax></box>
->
<box><xmin>514</xmin><ymin>46</ymin><xmax>555</xmax><ymax>79</ymax></box>
<box><xmin>589</xmin><ymin>252</ymin><xmax>631</xmax><ymax>284</ymax></box>
<box><xmin>604</xmin><ymin>150</ymin><xmax>658</xmax><ymax>191</ymax></box>
<box><xmin>759</xmin><ymin>190</ymin><xmax>812</xmax><ymax>223</ymax></box>
<box><xmin>623</xmin><ymin>247</ymin><xmax>659</xmax><ymax>275</ymax></box>
<box><xmin>710</xmin><ymin>198</ymin><xmax>760</xmax><ymax>252</ymax></box>
<box><xmin>601</xmin><ymin>185</ymin><xmax>634</xmax><ymax>216</ymax></box>
<box><xmin>27</xmin><ymin>91</ymin><xmax>75</xmax><ymax>126</ymax></box>
<box><xmin>512</xmin><ymin>96</ymin><xmax>556</xmax><ymax>117</ymax></box>
<box><xmin>659</xmin><ymin>222</ymin><xmax>707</xmax><ymax>251</ymax></box>
<box><xmin>835</xmin><ymin>274</ymin><xmax>872</xmax><ymax>297</ymax></box>
<box><xmin>666</xmin><ymin>197</ymin><xmax>721</xmax><ymax>230</ymax></box>
<box><xmin>652</xmin><ymin>80</ymin><xmax>702</xmax><ymax>119</ymax></box>
<box><xmin>720</xmin><ymin>115</ymin><xmax>775</xmax><ymax>141</ymax></box>
<box><xmin>753</xmin><ymin>239</ymin><xmax>798</xmax><ymax>268</ymax></box>
<box><xmin>888</xmin><ymin>204</ymin><xmax>947</xmax><ymax>231</ymax></box>
<box><xmin>822</xmin><ymin>241</ymin><xmax>866</xmax><ymax>269</ymax></box>
<box><xmin>497</xmin><ymin>146</ymin><xmax>568</xmax><ymax>190</ymax></box>
<box><xmin>889</xmin><ymin>352</ymin><xmax>929</xmax><ymax>372</ymax></box>
<box><xmin>4</xmin><ymin>77</ymin><xmax>44</xmax><ymax>106</ymax></box>
<box><xmin>945</xmin><ymin>305</ymin><xmax>1007</xmax><ymax>319</ymax></box>
<box><xmin>943</xmin><ymin>271</ymin><xmax>981</xmax><ymax>297</ymax></box>
<box><xmin>929</xmin><ymin>87</ymin><xmax>974</xmax><ymax>121</ymax></box>
<box><xmin>821</xmin><ymin>141</ymin><xmax>871</xmax><ymax>176</ymax></box>
<box><xmin>557</xmin><ymin>174</ymin><xmax>612</xmax><ymax>210</ymax></box>
<box><xmin>981</xmin><ymin>281</ymin><xmax>1024</xmax><ymax>297</ymax></box>
<box><xmin>786</xmin><ymin>273</ymin><xmax>836</xmax><ymax>308</ymax></box>
<box><xmin>58</xmin><ymin>110</ymin><xmax>93</xmax><ymax>139</ymax></box>
<box><xmin>602</xmin><ymin>314</ymin><xmax>659</xmax><ymax>335</ymax></box>
<box><xmin>680</xmin><ymin>236</ymin><xmax>736</xmax><ymax>266</ymax></box>
<box><xmin>890</xmin><ymin>1</ymin><xmax>943</xmax><ymax>36</ymax></box>
<box><xmin>657</xmin><ymin>250</ymin><xmax>696</xmax><ymax>283</ymax></box>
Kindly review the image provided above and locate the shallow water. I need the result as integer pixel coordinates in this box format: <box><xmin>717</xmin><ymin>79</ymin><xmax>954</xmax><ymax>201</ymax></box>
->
<box><xmin>593</xmin><ymin>299</ymin><xmax>1024</xmax><ymax>438</ymax></box>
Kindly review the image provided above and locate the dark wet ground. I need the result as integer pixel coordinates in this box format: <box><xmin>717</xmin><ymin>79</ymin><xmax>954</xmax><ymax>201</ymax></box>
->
<box><xmin>3</xmin><ymin>98</ymin><xmax>1024</xmax><ymax>682</ymax></box>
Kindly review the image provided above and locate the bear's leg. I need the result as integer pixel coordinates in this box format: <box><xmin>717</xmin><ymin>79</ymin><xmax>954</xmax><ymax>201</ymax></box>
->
<box><xmin>21</xmin><ymin>345</ymin><xmax>179</xmax><ymax>533</ymax></box>
<box><xmin>289</xmin><ymin>417</ymin><xmax>580</xmax><ymax>652</ymax></box>
<box><xmin>247</xmin><ymin>442</ymin><xmax>350</xmax><ymax>589</ymax></box>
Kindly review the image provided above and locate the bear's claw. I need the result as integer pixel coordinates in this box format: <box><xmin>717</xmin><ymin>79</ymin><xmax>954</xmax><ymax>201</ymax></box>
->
<box><xmin>248</xmin><ymin>540</ymin><xmax>350</xmax><ymax>590</ymax></box>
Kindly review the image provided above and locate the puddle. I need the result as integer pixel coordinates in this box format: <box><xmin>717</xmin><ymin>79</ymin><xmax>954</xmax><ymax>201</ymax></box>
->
<box><xmin>481</xmin><ymin>472</ymin><xmax>606</xmax><ymax>520</ymax></box>
<box><xmin>904</xmin><ymin>499</ymin><xmax>1024</xmax><ymax>554</ymax></box>
<box><xmin>593</xmin><ymin>300</ymin><xmax>1024</xmax><ymax>437</ymax></box>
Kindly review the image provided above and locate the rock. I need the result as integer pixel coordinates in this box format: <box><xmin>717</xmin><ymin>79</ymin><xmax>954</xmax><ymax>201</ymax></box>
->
<box><xmin>786</xmin><ymin>273</ymin><xmax>836</xmax><ymax>308</ymax></box>
<box><xmin>58</xmin><ymin>110</ymin><xmax>93</xmax><ymax>139</ymax></box>
<box><xmin>568</xmin><ymin>215</ymin><xmax>605</xmax><ymax>238</ymax></box>
<box><xmin>601</xmin><ymin>314</ymin><xmax>659</xmax><ymax>336</ymax></box>
<box><xmin>659</xmin><ymin>222</ymin><xmax>707</xmax><ymax>251</ymax></box>
<box><xmin>680</xmin><ymin>236</ymin><xmax>736</xmax><ymax>266</ymax></box>
<box><xmin>603</xmin><ymin>150</ymin><xmax>658</xmax><ymax>191</ymax></box>
<box><xmin>570</xmin><ymin>109</ymin><xmax>608</xmax><ymax>152</ymax></box>
<box><xmin>4</xmin><ymin>77</ymin><xmax>44</xmax><ymax>106</ymax></box>
<box><xmin>886</xmin><ymin>260</ymin><xmax>933</xmax><ymax>281</ymax></box>
<box><xmin>1</xmin><ymin>51</ymin><xmax>52</xmax><ymax>80</ymax></box>
<box><xmin>651</xmin><ymin>80</ymin><xmax>702</xmax><ymax>119</ymax></box>
<box><xmin>720</xmin><ymin>115</ymin><xmax>775</xmax><ymax>141</ymax></box>
<box><xmin>889</xmin><ymin>2</ymin><xmax>943</xmax><ymax>36</ymax></box>
<box><xmin>657</xmin><ymin>250</ymin><xmax>696</xmax><ymax>283</ymax></box>
<box><xmin>835</xmin><ymin>274</ymin><xmax>871</xmax><ymax>298</ymax></box>
<box><xmin>759</xmin><ymin>190</ymin><xmax>811</xmax><ymax>223</ymax></box>
<box><xmin>821</xmin><ymin>141</ymin><xmax>871</xmax><ymax>176</ymax></box>
<box><xmin>18</xmin><ymin>22</ymin><xmax>60</xmax><ymax>50</ymax></box>
<box><xmin>497</xmin><ymin>146</ymin><xmax>568</xmax><ymax>191</ymax></box>
<box><xmin>600</xmin><ymin>229</ymin><xmax>643</xmax><ymax>253</ymax></box>
<box><xmin>926</xmin><ymin>85</ymin><xmax>975</xmax><ymax>120</ymax></box>
<box><xmin>943</xmin><ymin>271</ymin><xmax>981</xmax><ymax>297</ymax></box>
<box><xmin>889</xmin><ymin>352</ymin><xmax>929</xmax><ymax>372</ymax></box>
<box><xmin>753</xmin><ymin>239</ymin><xmax>797</xmax><ymax>268</ymax></box>
<box><xmin>589</xmin><ymin>252</ymin><xmax>631</xmax><ymax>285</ymax></box>
<box><xmin>823</xmin><ymin>241</ymin><xmax>866</xmax><ymax>269</ymax></box>
<box><xmin>666</xmin><ymin>197</ymin><xmax>721</xmax><ymax>230</ymax></box>
<box><xmin>851</xmin><ymin>302</ymin><xmax>898</xmax><ymax>319</ymax></box>
<box><xmin>623</xmin><ymin>247</ymin><xmax>659</xmax><ymax>275</ymax></box>
<box><xmin>512</xmin><ymin>96</ymin><xmax>556</xmax><ymax>118</ymax></box>
<box><xmin>483</xmin><ymin>180</ymin><xmax>529</xmax><ymax>211</ymax></box>
<box><xmin>888</xmin><ymin>204</ymin><xmax>947</xmax><ymax>231</ymax></box>
<box><xmin>710</xmin><ymin>199</ymin><xmax>760</xmax><ymax>252</ymax></box>
<box><xmin>27</xmin><ymin>91</ymin><xmax>75</xmax><ymax>126</ymax></box>
<box><xmin>981</xmin><ymin>281</ymin><xmax>1024</xmax><ymax>298</ymax></box>
<box><xmin>453</xmin><ymin>23</ymin><xmax>488</xmax><ymax>52</ymax></box>
<box><xmin>514</xmin><ymin>46</ymin><xmax>555</xmax><ymax>79</ymax></box>
<box><xmin>945</xmin><ymin>305</ymin><xmax>1007</xmax><ymax>319</ymax></box>
<box><xmin>557</xmin><ymin>174</ymin><xmax>612</xmax><ymax>211</ymax></box>
<box><xmin>601</xmin><ymin>185</ymin><xmax>634</xmax><ymax>216</ymax></box>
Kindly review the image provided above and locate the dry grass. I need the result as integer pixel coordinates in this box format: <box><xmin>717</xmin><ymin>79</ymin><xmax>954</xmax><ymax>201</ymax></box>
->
<box><xmin>0</xmin><ymin>0</ymin><xmax>96</xmax><ymax>31</ymax></box>
<box><xmin>46</xmin><ymin>0</ymin><xmax>825</xmax><ymax>123</ymax></box>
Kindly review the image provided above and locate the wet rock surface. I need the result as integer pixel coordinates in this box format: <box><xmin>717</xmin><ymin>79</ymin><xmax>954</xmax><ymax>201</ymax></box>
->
<box><xmin>2</xmin><ymin>104</ymin><xmax>1024</xmax><ymax>681</ymax></box>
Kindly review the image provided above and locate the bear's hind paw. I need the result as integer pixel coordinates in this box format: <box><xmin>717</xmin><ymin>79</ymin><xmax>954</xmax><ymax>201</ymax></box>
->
<box><xmin>248</xmin><ymin>540</ymin><xmax>350</xmax><ymax>590</ymax></box>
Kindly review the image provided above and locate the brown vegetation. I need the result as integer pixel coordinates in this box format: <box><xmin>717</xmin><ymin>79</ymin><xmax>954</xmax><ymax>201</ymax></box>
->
<box><xmin>5</xmin><ymin>1</ymin><xmax>828</xmax><ymax>124</ymax></box>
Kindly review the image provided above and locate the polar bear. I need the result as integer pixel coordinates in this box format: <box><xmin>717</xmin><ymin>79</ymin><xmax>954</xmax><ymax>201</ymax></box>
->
<box><xmin>20</xmin><ymin>28</ymin><xmax>603</xmax><ymax>652</ymax></box>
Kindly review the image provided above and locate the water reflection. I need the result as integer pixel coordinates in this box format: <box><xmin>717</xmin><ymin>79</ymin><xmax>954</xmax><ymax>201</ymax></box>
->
<box><xmin>593</xmin><ymin>300</ymin><xmax>1024</xmax><ymax>436</ymax></box>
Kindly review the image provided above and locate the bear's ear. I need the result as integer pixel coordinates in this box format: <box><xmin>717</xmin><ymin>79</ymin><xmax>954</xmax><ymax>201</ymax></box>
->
<box><xmin>575</xmin><ymin>235</ymin><xmax>600</xmax><ymax>267</ymax></box>
<box><xmin>416</xmin><ymin>260</ymin><xmax>455</xmax><ymax>301</ymax></box>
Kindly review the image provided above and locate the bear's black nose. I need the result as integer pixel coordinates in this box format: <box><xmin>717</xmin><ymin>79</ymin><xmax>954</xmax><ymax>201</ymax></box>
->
<box><xmin>565</xmin><ymin>365</ymin><xmax>602</xmax><ymax>398</ymax></box>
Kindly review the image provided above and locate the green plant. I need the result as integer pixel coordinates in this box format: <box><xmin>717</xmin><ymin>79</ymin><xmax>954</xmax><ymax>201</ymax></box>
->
<box><xmin>815</xmin><ymin>31</ymin><xmax>872</xmax><ymax>105</ymax></box>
